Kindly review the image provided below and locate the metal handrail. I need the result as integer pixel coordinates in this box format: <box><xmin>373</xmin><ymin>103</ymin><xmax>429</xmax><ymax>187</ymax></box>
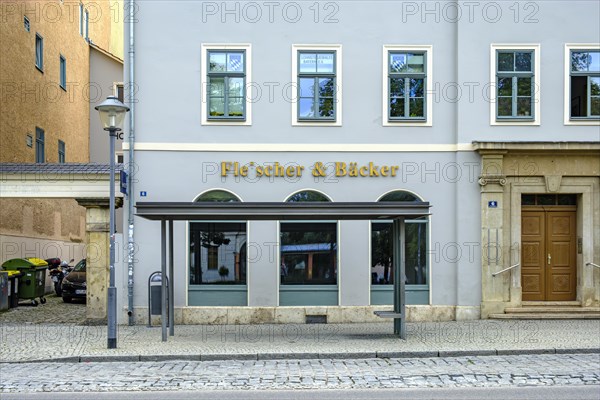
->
<box><xmin>586</xmin><ymin>262</ymin><xmax>600</xmax><ymax>269</ymax></box>
<box><xmin>492</xmin><ymin>263</ymin><xmax>520</xmax><ymax>277</ymax></box>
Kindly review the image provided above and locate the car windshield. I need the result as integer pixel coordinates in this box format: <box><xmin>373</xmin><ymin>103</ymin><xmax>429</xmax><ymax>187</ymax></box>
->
<box><xmin>73</xmin><ymin>259</ymin><xmax>86</xmax><ymax>272</ymax></box>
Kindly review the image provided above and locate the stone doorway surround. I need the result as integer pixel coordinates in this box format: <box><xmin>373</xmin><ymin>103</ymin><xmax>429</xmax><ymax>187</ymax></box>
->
<box><xmin>474</xmin><ymin>142</ymin><xmax>600</xmax><ymax>318</ymax></box>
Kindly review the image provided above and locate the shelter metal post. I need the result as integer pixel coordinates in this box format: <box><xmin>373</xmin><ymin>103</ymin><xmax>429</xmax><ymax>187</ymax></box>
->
<box><xmin>393</xmin><ymin>217</ymin><xmax>406</xmax><ymax>339</ymax></box>
<box><xmin>168</xmin><ymin>220</ymin><xmax>174</xmax><ymax>336</ymax></box>
<box><xmin>161</xmin><ymin>219</ymin><xmax>167</xmax><ymax>342</ymax></box>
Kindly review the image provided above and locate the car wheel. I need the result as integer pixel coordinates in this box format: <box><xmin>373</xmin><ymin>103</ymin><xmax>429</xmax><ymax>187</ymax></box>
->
<box><xmin>63</xmin><ymin>297</ymin><xmax>72</xmax><ymax>303</ymax></box>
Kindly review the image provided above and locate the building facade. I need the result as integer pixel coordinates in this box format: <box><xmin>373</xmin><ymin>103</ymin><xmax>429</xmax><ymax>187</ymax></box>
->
<box><xmin>0</xmin><ymin>1</ymin><xmax>123</xmax><ymax>261</ymax></box>
<box><xmin>121</xmin><ymin>1</ymin><xmax>599</xmax><ymax>324</ymax></box>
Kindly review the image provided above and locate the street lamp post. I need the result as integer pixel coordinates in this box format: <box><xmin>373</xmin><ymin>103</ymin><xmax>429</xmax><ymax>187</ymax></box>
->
<box><xmin>95</xmin><ymin>95</ymin><xmax>129</xmax><ymax>349</ymax></box>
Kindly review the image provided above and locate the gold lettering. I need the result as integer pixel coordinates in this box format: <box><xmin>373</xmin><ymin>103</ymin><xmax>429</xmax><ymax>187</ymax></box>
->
<box><xmin>335</xmin><ymin>162</ymin><xmax>347</xmax><ymax>177</ymax></box>
<box><xmin>380</xmin><ymin>166</ymin><xmax>389</xmax><ymax>177</ymax></box>
<box><xmin>359</xmin><ymin>166</ymin><xmax>368</xmax><ymax>177</ymax></box>
<box><xmin>296</xmin><ymin>166</ymin><xmax>304</xmax><ymax>177</ymax></box>
<box><xmin>221</xmin><ymin>161</ymin><xmax>231</xmax><ymax>177</ymax></box>
<box><xmin>369</xmin><ymin>162</ymin><xmax>379</xmax><ymax>177</ymax></box>
<box><xmin>286</xmin><ymin>166</ymin><xmax>295</xmax><ymax>177</ymax></box>
<box><xmin>349</xmin><ymin>162</ymin><xmax>358</xmax><ymax>177</ymax></box>
<box><xmin>391</xmin><ymin>165</ymin><xmax>399</xmax><ymax>177</ymax></box>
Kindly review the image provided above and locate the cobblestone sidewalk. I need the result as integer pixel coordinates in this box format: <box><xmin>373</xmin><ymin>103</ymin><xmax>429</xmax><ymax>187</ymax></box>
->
<box><xmin>0</xmin><ymin>294</ymin><xmax>87</xmax><ymax>325</ymax></box>
<box><xmin>1</xmin><ymin>353</ymin><xmax>598</xmax><ymax>393</ymax></box>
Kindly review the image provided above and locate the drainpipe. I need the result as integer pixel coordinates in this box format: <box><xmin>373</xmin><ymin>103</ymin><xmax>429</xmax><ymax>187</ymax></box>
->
<box><xmin>126</xmin><ymin>0</ymin><xmax>136</xmax><ymax>325</ymax></box>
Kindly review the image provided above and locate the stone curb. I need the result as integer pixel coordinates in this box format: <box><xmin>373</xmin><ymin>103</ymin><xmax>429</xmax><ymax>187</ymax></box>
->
<box><xmin>3</xmin><ymin>347</ymin><xmax>599</xmax><ymax>364</ymax></box>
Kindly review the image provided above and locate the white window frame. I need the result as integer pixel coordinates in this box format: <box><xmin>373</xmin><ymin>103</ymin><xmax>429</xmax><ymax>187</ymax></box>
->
<box><xmin>490</xmin><ymin>44</ymin><xmax>541</xmax><ymax>126</ymax></box>
<box><xmin>564</xmin><ymin>43</ymin><xmax>600</xmax><ymax>126</ymax></box>
<box><xmin>382</xmin><ymin>45</ymin><xmax>433</xmax><ymax>127</ymax></box>
<box><xmin>201</xmin><ymin>44</ymin><xmax>252</xmax><ymax>126</ymax></box>
<box><xmin>292</xmin><ymin>44</ymin><xmax>342</xmax><ymax>127</ymax></box>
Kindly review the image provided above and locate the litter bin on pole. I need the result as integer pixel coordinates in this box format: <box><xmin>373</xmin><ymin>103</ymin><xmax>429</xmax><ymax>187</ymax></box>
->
<box><xmin>1</xmin><ymin>258</ymin><xmax>48</xmax><ymax>306</ymax></box>
<box><xmin>148</xmin><ymin>271</ymin><xmax>169</xmax><ymax>327</ymax></box>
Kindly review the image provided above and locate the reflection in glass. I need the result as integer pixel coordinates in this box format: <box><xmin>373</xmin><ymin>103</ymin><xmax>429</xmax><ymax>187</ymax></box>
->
<box><xmin>209</xmin><ymin>98</ymin><xmax>225</xmax><ymax>116</ymax></box>
<box><xmin>319</xmin><ymin>78</ymin><xmax>334</xmax><ymax>96</ymax></box>
<box><xmin>317</xmin><ymin>53</ymin><xmax>334</xmax><ymax>73</ymax></box>
<box><xmin>409</xmin><ymin>98</ymin><xmax>424</xmax><ymax>117</ymax></box>
<box><xmin>228</xmin><ymin>78</ymin><xmax>244</xmax><ymax>97</ymax></box>
<box><xmin>280</xmin><ymin>222</ymin><xmax>337</xmax><ymax>285</ymax></box>
<box><xmin>189</xmin><ymin>222</ymin><xmax>246</xmax><ymax>285</ymax></box>
<box><xmin>209</xmin><ymin>53</ymin><xmax>226</xmax><ymax>71</ymax></box>
<box><xmin>228</xmin><ymin>98</ymin><xmax>243</xmax><ymax>117</ymax></box>
<box><xmin>515</xmin><ymin>52</ymin><xmax>532</xmax><ymax>71</ymax></box>
<box><xmin>390</xmin><ymin>78</ymin><xmax>404</xmax><ymax>97</ymax></box>
<box><xmin>498</xmin><ymin>52</ymin><xmax>514</xmax><ymax>71</ymax></box>
<box><xmin>409</xmin><ymin>79</ymin><xmax>424</xmax><ymax>97</ymax></box>
<box><xmin>517</xmin><ymin>77</ymin><xmax>531</xmax><ymax>96</ymax></box>
<box><xmin>498</xmin><ymin>97</ymin><xmax>512</xmax><ymax>116</ymax></box>
<box><xmin>498</xmin><ymin>78</ymin><xmax>512</xmax><ymax>96</ymax></box>
<box><xmin>407</xmin><ymin>54</ymin><xmax>424</xmax><ymax>72</ymax></box>
<box><xmin>517</xmin><ymin>97</ymin><xmax>531</xmax><ymax>116</ymax></box>
<box><xmin>389</xmin><ymin>99</ymin><xmax>405</xmax><ymax>117</ymax></box>
<box><xmin>197</xmin><ymin>190</ymin><xmax>240</xmax><ymax>202</ymax></box>
<box><xmin>209</xmin><ymin>78</ymin><xmax>224</xmax><ymax>96</ymax></box>
<box><xmin>319</xmin><ymin>98</ymin><xmax>334</xmax><ymax>117</ymax></box>
<box><xmin>299</xmin><ymin>53</ymin><xmax>317</xmax><ymax>73</ymax></box>
<box><xmin>299</xmin><ymin>98</ymin><xmax>315</xmax><ymax>118</ymax></box>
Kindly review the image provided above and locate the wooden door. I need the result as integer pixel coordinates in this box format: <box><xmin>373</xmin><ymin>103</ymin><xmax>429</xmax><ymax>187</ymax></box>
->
<box><xmin>521</xmin><ymin>209</ymin><xmax>576</xmax><ymax>301</ymax></box>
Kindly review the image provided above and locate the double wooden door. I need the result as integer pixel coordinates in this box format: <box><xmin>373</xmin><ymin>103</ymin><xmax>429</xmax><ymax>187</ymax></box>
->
<box><xmin>521</xmin><ymin>207</ymin><xmax>577</xmax><ymax>301</ymax></box>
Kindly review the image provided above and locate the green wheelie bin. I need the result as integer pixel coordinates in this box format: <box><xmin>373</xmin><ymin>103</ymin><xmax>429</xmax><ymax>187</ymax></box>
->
<box><xmin>1</xmin><ymin>258</ymin><xmax>48</xmax><ymax>306</ymax></box>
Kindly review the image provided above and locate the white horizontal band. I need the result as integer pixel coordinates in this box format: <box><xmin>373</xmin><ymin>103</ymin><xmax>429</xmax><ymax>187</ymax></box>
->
<box><xmin>122</xmin><ymin>143</ymin><xmax>475</xmax><ymax>152</ymax></box>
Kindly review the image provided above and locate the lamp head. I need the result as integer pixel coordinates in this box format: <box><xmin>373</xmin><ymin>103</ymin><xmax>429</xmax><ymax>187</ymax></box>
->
<box><xmin>95</xmin><ymin>95</ymin><xmax>129</xmax><ymax>131</ymax></box>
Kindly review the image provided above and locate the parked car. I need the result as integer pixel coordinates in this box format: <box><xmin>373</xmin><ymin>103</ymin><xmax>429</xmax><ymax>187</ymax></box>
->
<box><xmin>61</xmin><ymin>259</ymin><xmax>86</xmax><ymax>303</ymax></box>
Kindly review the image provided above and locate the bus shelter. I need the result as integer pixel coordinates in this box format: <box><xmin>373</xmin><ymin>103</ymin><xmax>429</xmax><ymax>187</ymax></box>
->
<box><xmin>135</xmin><ymin>201</ymin><xmax>431</xmax><ymax>341</ymax></box>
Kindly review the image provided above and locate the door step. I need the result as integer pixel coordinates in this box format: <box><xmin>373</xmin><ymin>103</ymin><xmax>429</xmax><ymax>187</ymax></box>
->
<box><xmin>490</xmin><ymin>313</ymin><xmax>600</xmax><ymax>320</ymax></box>
<box><xmin>522</xmin><ymin>301</ymin><xmax>581</xmax><ymax>307</ymax></box>
<box><xmin>504</xmin><ymin>307</ymin><xmax>600</xmax><ymax>313</ymax></box>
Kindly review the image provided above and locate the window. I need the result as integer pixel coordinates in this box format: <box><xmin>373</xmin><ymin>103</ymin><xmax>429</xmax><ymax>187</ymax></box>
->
<box><xmin>79</xmin><ymin>3</ymin><xmax>83</xmax><ymax>36</ymax></box>
<box><xmin>292</xmin><ymin>45</ymin><xmax>342</xmax><ymax>126</ymax></box>
<box><xmin>59</xmin><ymin>55</ymin><xmax>66</xmax><ymax>89</ymax></box>
<box><xmin>115</xmin><ymin>83</ymin><xmax>124</xmax><ymax>103</ymax></box>
<box><xmin>383</xmin><ymin>45</ymin><xmax>432</xmax><ymax>126</ymax></box>
<box><xmin>490</xmin><ymin>44</ymin><xmax>540</xmax><ymax>125</ymax></box>
<box><xmin>26</xmin><ymin>133</ymin><xmax>33</xmax><ymax>147</ymax></box>
<box><xmin>388</xmin><ymin>52</ymin><xmax>426</xmax><ymax>120</ymax></box>
<box><xmin>24</xmin><ymin>16</ymin><xmax>30</xmax><ymax>32</ymax></box>
<box><xmin>189</xmin><ymin>190</ymin><xmax>246</xmax><ymax>285</ymax></box>
<box><xmin>280</xmin><ymin>191</ymin><xmax>337</xmax><ymax>286</ymax></box>
<box><xmin>569</xmin><ymin>49</ymin><xmax>600</xmax><ymax>119</ymax></box>
<box><xmin>84</xmin><ymin>9</ymin><xmax>89</xmax><ymax>40</ymax></box>
<box><xmin>201</xmin><ymin>44</ymin><xmax>252</xmax><ymax>125</ymax></box>
<box><xmin>297</xmin><ymin>51</ymin><xmax>336</xmax><ymax>121</ymax></box>
<box><xmin>35</xmin><ymin>128</ymin><xmax>45</xmax><ymax>163</ymax></box>
<box><xmin>371</xmin><ymin>191</ymin><xmax>428</xmax><ymax>286</ymax></box>
<box><xmin>35</xmin><ymin>33</ymin><xmax>43</xmax><ymax>71</ymax></box>
<box><xmin>58</xmin><ymin>140</ymin><xmax>65</xmax><ymax>163</ymax></box>
<box><xmin>496</xmin><ymin>50</ymin><xmax>534</xmax><ymax>119</ymax></box>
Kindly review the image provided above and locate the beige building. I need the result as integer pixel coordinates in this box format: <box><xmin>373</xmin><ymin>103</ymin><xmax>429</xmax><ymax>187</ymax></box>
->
<box><xmin>0</xmin><ymin>1</ymin><xmax>123</xmax><ymax>262</ymax></box>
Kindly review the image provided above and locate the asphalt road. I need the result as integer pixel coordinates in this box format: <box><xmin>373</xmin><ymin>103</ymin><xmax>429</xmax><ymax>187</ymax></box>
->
<box><xmin>2</xmin><ymin>386</ymin><xmax>599</xmax><ymax>400</ymax></box>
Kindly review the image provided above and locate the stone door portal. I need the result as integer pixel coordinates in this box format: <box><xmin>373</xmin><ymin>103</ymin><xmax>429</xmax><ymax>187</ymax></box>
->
<box><xmin>521</xmin><ymin>206</ymin><xmax>577</xmax><ymax>301</ymax></box>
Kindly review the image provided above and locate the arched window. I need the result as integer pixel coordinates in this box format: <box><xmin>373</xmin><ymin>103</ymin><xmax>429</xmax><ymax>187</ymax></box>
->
<box><xmin>372</xmin><ymin>190</ymin><xmax>428</xmax><ymax>286</ymax></box>
<box><xmin>196</xmin><ymin>189</ymin><xmax>241</xmax><ymax>202</ymax></box>
<box><xmin>280</xmin><ymin>190</ymin><xmax>336</xmax><ymax>287</ymax></box>
<box><xmin>285</xmin><ymin>190</ymin><xmax>331</xmax><ymax>202</ymax></box>
<box><xmin>189</xmin><ymin>190</ymin><xmax>245</xmax><ymax>285</ymax></box>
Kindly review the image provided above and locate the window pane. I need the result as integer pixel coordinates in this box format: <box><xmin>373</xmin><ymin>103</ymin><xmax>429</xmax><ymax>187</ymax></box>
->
<box><xmin>517</xmin><ymin>97</ymin><xmax>532</xmax><ymax>117</ymax></box>
<box><xmin>299</xmin><ymin>78</ymin><xmax>314</xmax><ymax>98</ymax></box>
<box><xmin>390</xmin><ymin>53</ymin><xmax>406</xmax><ymax>72</ymax></box>
<box><xmin>316</xmin><ymin>53</ymin><xmax>334</xmax><ymax>73</ymax></box>
<box><xmin>498</xmin><ymin>52</ymin><xmax>514</xmax><ymax>71</ymax></box>
<box><xmin>208</xmin><ymin>53</ymin><xmax>226</xmax><ymax>71</ymax></box>
<box><xmin>409</xmin><ymin>78</ymin><xmax>424</xmax><ymax>97</ymax></box>
<box><xmin>591</xmin><ymin>97</ymin><xmax>600</xmax><ymax>116</ymax></box>
<box><xmin>280</xmin><ymin>223</ymin><xmax>337</xmax><ymax>285</ymax></box>
<box><xmin>497</xmin><ymin>78</ymin><xmax>513</xmax><ymax>96</ymax></box>
<box><xmin>379</xmin><ymin>191</ymin><xmax>420</xmax><ymax>202</ymax></box>
<box><xmin>371</xmin><ymin>223</ymin><xmax>392</xmax><ymax>284</ymax></box>
<box><xmin>407</xmin><ymin>54</ymin><xmax>424</xmax><ymax>72</ymax></box>
<box><xmin>318</xmin><ymin>78</ymin><xmax>334</xmax><ymax>97</ymax></box>
<box><xmin>409</xmin><ymin>98</ymin><xmax>424</xmax><ymax>117</ymax></box>
<box><xmin>299</xmin><ymin>98</ymin><xmax>315</xmax><ymax>118</ymax></box>
<box><xmin>209</xmin><ymin>78</ymin><xmax>224</xmax><ymax>96</ymax></box>
<box><xmin>286</xmin><ymin>190</ymin><xmax>330</xmax><ymax>202</ymax></box>
<box><xmin>521</xmin><ymin>194</ymin><xmax>536</xmax><ymax>205</ymax></box>
<box><xmin>498</xmin><ymin>97</ymin><xmax>512</xmax><ymax>116</ymax></box>
<box><xmin>405</xmin><ymin>223</ymin><xmax>427</xmax><ymax>284</ymax></box>
<box><xmin>189</xmin><ymin>222</ymin><xmax>246</xmax><ymax>285</ymax></box>
<box><xmin>591</xmin><ymin>77</ymin><xmax>600</xmax><ymax>96</ymax></box>
<box><xmin>517</xmin><ymin>77</ymin><xmax>531</xmax><ymax>96</ymax></box>
<box><xmin>228</xmin><ymin>98</ymin><xmax>244</xmax><ymax>117</ymax></box>
<box><xmin>318</xmin><ymin>98</ymin><xmax>334</xmax><ymax>118</ymax></box>
<box><xmin>390</xmin><ymin>78</ymin><xmax>404</xmax><ymax>97</ymax></box>
<box><xmin>557</xmin><ymin>194</ymin><xmax>577</xmax><ymax>206</ymax></box>
<box><xmin>299</xmin><ymin>53</ymin><xmax>316</xmax><ymax>73</ymax></box>
<box><xmin>228</xmin><ymin>77</ymin><xmax>244</xmax><ymax>97</ymax></box>
<box><xmin>389</xmin><ymin>98</ymin><xmax>405</xmax><ymax>117</ymax></box>
<box><xmin>589</xmin><ymin>51</ymin><xmax>600</xmax><ymax>72</ymax></box>
<box><xmin>208</xmin><ymin>97</ymin><xmax>225</xmax><ymax>117</ymax></box>
<box><xmin>227</xmin><ymin>52</ymin><xmax>244</xmax><ymax>72</ymax></box>
<box><xmin>537</xmin><ymin>195</ymin><xmax>556</xmax><ymax>205</ymax></box>
<box><xmin>515</xmin><ymin>52</ymin><xmax>532</xmax><ymax>71</ymax></box>
<box><xmin>196</xmin><ymin>190</ymin><xmax>241</xmax><ymax>202</ymax></box>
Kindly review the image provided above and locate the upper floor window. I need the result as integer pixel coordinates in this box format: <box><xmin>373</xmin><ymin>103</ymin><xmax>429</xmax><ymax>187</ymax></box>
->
<box><xmin>569</xmin><ymin>50</ymin><xmax>600</xmax><ymax>120</ymax></box>
<box><xmin>24</xmin><ymin>16</ymin><xmax>30</xmax><ymax>32</ymax></box>
<box><xmin>59</xmin><ymin>55</ymin><xmax>66</xmax><ymax>89</ymax></box>
<box><xmin>35</xmin><ymin>128</ymin><xmax>45</xmax><ymax>163</ymax></box>
<box><xmin>490</xmin><ymin>44</ymin><xmax>540</xmax><ymax>125</ymax></box>
<box><xmin>58</xmin><ymin>140</ymin><xmax>65</xmax><ymax>163</ymax></box>
<box><xmin>292</xmin><ymin>45</ymin><xmax>342</xmax><ymax>126</ymax></box>
<box><xmin>297</xmin><ymin>51</ymin><xmax>336</xmax><ymax>121</ymax></box>
<box><xmin>496</xmin><ymin>50</ymin><xmax>534</xmax><ymax>120</ymax></box>
<box><xmin>201</xmin><ymin>44</ymin><xmax>252</xmax><ymax>125</ymax></box>
<box><xmin>207</xmin><ymin>50</ymin><xmax>246</xmax><ymax>120</ymax></box>
<box><xmin>35</xmin><ymin>33</ymin><xmax>43</xmax><ymax>71</ymax></box>
<box><xmin>383</xmin><ymin>45</ymin><xmax>432</xmax><ymax>127</ymax></box>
